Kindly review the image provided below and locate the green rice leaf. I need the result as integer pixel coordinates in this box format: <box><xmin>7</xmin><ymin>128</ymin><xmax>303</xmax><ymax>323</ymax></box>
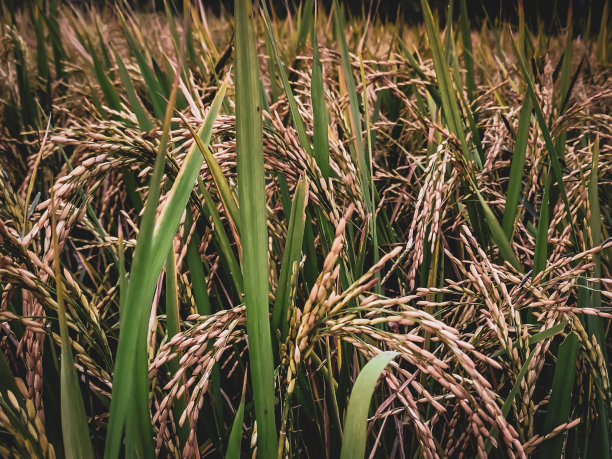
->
<box><xmin>420</xmin><ymin>0</ymin><xmax>474</xmax><ymax>167</ymax></box>
<box><xmin>196</xmin><ymin>176</ymin><xmax>244</xmax><ymax>295</ymax></box>
<box><xmin>272</xmin><ymin>177</ymin><xmax>308</xmax><ymax>339</ymax></box>
<box><xmin>88</xmin><ymin>40</ymin><xmax>122</xmax><ymax>113</ymax></box>
<box><xmin>152</xmin><ymin>78</ymin><xmax>231</xmax><ymax>269</ymax></box>
<box><xmin>311</xmin><ymin>4</ymin><xmax>330</xmax><ymax>180</ymax></box>
<box><xmin>586</xmin><ymin>138</ymin><xmax>611</xmax><ymax>457</ymax></box>
<box><xmin>533</xmin><ymin>171</ymin><xmax>552</xmax><ymax>277</ymax></box>
<box><xmin>295</xmin><ymin>0</ymin><xmax>314</xmax><ymax>57</ymax></box>
<box><xmin>51</xmin><ymin>192</ymin><xmax>94</xmax><ymax>459</ymax></box>
<box><xmin>117</xmin><ymin>10</ymin><xmax>166</xmax><ymax>119</ymax></box>
<box><xmin>502</xmin><ymin>96</ymin><xmax>532</xmax><ymax>239</ymax></box>
<box><xmin>491</xmin><ymin>321</ymin><xmax>568</xmax><ymax>357</ymax></box>
<box><xmin>511</xmin><ymin>35</ymin><xmax>577</xmax><ymax>244</ymax></box>
<box><xmin>476</xmin><ymin>191</ymin><xmax>522</xmax><ymax>271</ymax></box>
<box><xmin>333</xmin><ymin>0</ymin><xmax>372</xmax><ymax>211</ymax></box>
<box><xmin>588</xmin><ymin>138</ymin><xmax>603</xmax><ymax>312</ymax></box>
<box><xmin>538</xmin><ymin>333</ymin><xmax>578</xmax><ymax>458</ymax></box>
<box><xmin>485</xmin><ymin>349</ymin><xmax>535</xmax><ymax>453</ymax></box>
<box><xmin>225</xmin><ymin>373</ymin><xmax>247</xmax><ymax>459</ymax></box>
<box><xmin>459</xmin><ymin>0</ymin><xmax>475</xmax><ymax>101</ymax></box>
<box><xmin>235</xmin><ymin>0</ymin><xmax>278</xmax><ymax>456</ymax></box>
<box><xmin>164</xmin><ymin>246</ymin><xmax>190</xmax><ymax>446</ymax></box>
<box><xmin>596</xmin><ymin>1</ymin><xmax>609</xmax><ymax>62</ymax></box>
<box><xmin>261</xmin><ymin>1</ymin><xmax>312</xmax><ymax>156</ymax></box>
<box><xmin>184</xmin><ymin>210</ymin><xmax>212</xmax><ymax>315</ymax></box>
<box><xmin>171</xmin><ymin>77</ymin><xmax>239</xmax><ymax>229</ymax></box>
<box><xmin>164</xmin><ymin>247</ymin><xmax>180</xmax><ymax>339</ymax></box>
<box><xmin>340</xmin><ymin>351</ymin><xmax>398</xmax><ymax>459</ymax></box>
<box><xmin>105</xmin><ymin>15</ymin><xmax>186</xmax><ymax>455</ymax></box>
<box><xmin>113</xmin><ymin>49</ymin><xmax>154</xmax><ymax>131</ymax></box>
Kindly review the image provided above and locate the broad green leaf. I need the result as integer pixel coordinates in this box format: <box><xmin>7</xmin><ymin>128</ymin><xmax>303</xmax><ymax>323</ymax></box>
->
<box><xmin>235</xmin><ymin>0</ymin><xmax>278</xmax><ymax>456</ymax></box>
<box><xmin>340</xmin><ymin>351</ymin><xmax>398</xmax><ymax>459</ymax></box>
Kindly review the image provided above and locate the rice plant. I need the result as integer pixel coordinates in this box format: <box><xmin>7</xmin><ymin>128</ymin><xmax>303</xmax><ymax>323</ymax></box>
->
<box><xmin>0</xmin><ymin>0</ymin><xmax>611</xmax><ymax>457</ymax></box>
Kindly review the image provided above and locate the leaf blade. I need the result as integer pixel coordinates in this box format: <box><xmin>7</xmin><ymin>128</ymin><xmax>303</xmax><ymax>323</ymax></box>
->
<box><xmin>235</xmin><ymin>0</ymin><xmax>278</xmax><ymax>456</ymax></box>
<box><xmin>340</xmin><ymin>351</ymin><xmax>398</xmax><ymax>459</ymax></box>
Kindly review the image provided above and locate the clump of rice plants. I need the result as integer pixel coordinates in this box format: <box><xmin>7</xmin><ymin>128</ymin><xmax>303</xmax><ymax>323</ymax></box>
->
<box><xmin>0</xmin><ymin>0</ymin><xmax>611</xmax><ymax>457</ymax></box>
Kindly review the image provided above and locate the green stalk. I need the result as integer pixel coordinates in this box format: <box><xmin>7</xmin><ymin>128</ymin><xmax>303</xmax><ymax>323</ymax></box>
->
<box><xmin>105</xmin><ymin>10</ymin><xmax>209</xmax><ymax>455</ymax></box>
<box><xmin>235</xmin><ymin>0</ymin><xmax>278</xmax><ymax>456</ymax></box>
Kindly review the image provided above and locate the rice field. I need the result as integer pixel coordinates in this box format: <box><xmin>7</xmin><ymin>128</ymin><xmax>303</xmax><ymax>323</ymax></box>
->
<box><xmin>0</xmin><ymin>0</ymin><xmax>611</xmax><ymax>457</ymax></box>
